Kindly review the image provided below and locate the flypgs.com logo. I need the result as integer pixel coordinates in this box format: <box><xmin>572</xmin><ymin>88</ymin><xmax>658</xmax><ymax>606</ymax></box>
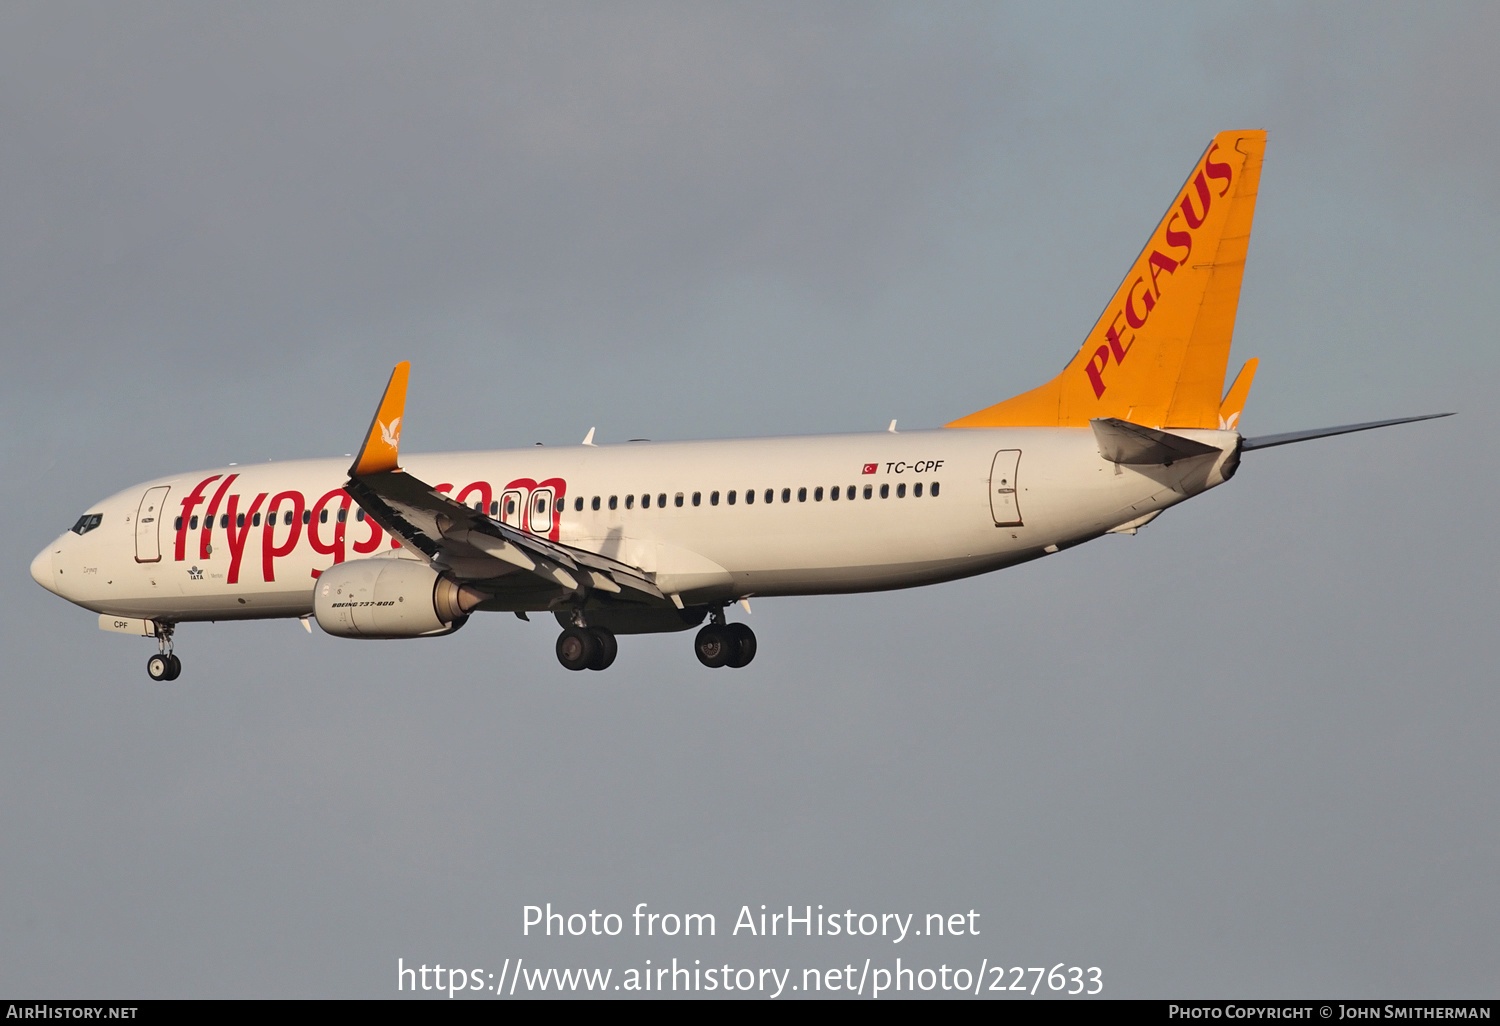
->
<box><xmin>171</xmin><ymin>473</ymin><xmax>568</xmax><ymax>586</ymax></box>
<box><xmin>1083</xmin><ymin>144</ymin><xmax>1234</xmax><ymax>399</ymax></box>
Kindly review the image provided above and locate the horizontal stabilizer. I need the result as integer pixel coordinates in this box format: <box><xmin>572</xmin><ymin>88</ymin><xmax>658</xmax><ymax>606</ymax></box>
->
<box><xmin>1241</xmin><ymin>412</ymin><xmax>1454</xmax><ymax>451</ymax></box>
<box><xmin>1091</xmin><ymin>418</ymin><xmax>1221</xmax><ymax>465</ymax></box>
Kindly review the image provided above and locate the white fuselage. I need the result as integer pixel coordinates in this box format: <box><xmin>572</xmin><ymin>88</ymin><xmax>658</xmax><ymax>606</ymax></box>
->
<box><xmin>31</xmin><ymin>428</ymin><xmax>1240</xmax><ymax>625</ymax></box>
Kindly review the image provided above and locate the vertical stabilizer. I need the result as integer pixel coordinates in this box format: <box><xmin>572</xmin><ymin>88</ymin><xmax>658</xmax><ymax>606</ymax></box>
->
<box><xmin>948</xmin><ymin>130</ymin><xmax>1266</xmax><ymax>429</ymax></box>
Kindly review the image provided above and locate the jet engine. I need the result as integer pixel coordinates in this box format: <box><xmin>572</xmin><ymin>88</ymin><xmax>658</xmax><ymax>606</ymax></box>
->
<box><xmin>313</xmin><ymin>557</ymin><xmax>485</xmax><ymax>639</ymax></box>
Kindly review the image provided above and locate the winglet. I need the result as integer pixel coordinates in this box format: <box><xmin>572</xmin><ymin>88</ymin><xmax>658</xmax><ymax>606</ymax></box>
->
<box><xmin>1218</xmin><ymin>358</ymin><xmax>1258</xmax><ymax>430</ymax></box>
<box><xmin>350</xmin><ymin>362</ymin><xmax>411</xmax><ymax>477</ymax></box>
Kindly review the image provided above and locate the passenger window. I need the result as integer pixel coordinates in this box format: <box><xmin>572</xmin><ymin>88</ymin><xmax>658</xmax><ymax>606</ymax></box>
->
<box><xmin>863</xmin><ymin>485</ymin><xmax>873</xmax><ymax>499</ymax></box>
<box><xmin>338</xmin><ymin>508</ymin><xmax>347</xmax><ymax>522</ymax></box>
<box><xmin>914</xmin><ymin>483</ymin><xmax>923</xmax><ymax>497</ymax></box>
<box><xmin>506</xmin><ymin>499</ymin><xmax>517</xmax><ymax>516</ymax></box>
<box><xmin>727</xmin><ymin>490</ymin><xmax>737</xmax><ymax>505</ymax></box>
<box><xmin>847</xmin><ymin>485</ymin><xmax>856</xmax><ymax>500</ymax></box>
<box><xmin>592</xmin><ymin>496</ymin><xmax>601</xmax><ymax>511</ymax></box>
<box><xmin>191</xmin><ymin>515</ymin><xmax>200</xmax><ymax>530</ymax></box>
<box><xmin>764</xmin><ymin>489</ymin><xmax>773</xmax><ymax>504</ymax></box>
<box><xmin>174</xmin><ymin>516</ymin><xmax>182</xmax><ymax>530</ymax></box>
<box><xmin>626</xmin><ymin>495</ymin><xmax>635</xmax><ymax>509</ymax></box>
<box><xmin>220</xmin><ymin>514</ymin><xmax>230</xmax><ymax>528</ymax></box>
<box><xmin>829</xmin><ymin>486</ymin><xmax>838</xmax><ymax>501</ymax></box>
<box><xmin>355</xmin><ymin>509</ymin><xmax>364</xmax><ymax>521</ymax></box>
<box><xmin>574</xmin><ymin>497</ymin><xmax>584</xmax><ymax>512</ymax></box>
<box><xmin>303</xmin><ymin>510</ymin><xmax>311</xmax><ymax>525</ymax></box>
<box><xmin>880</xmin><ymin>484</ymin><xmax>889</xmax><ymax>499</ymax></box>
<box><xmin>746</xmin><ymin>489</ymin><xmax>755</xmax><ymax>505</ymax></box>
<box><xmin>252</xmin><ymin>513</ymin><xmax>261</xmax><ymax>527</ymax></box>
<box><xmin>658</xmin><ymin>493</ymin><xmax>667</xmax><ymax>508</ymax></box>
<box><xmin>797</xmin><ymin>487</ymin><xmax>807</xmax><ymax>502</ymax></box>
<box><xmin>490</xmin><ymin>501</ymin><xmax>499</xmax><ymax>516</ymax></box>
<box><xmin>778</xmin><ymin>488</ymin><xmax>788</xmax><ymax>503</ymax></box>
<box><xmin>675</xmin><ymin>493</ymin><xmax>684</xmax><ymax>507</ymax></box>
<box><xmin>710</xmin><ymin>491</ymin><xmax>719</xmax><ymax>506</ymax></box>
<box><xmin>931</xmin><ymin>482</ymin><xmax>940</xmax><ymax>497</ymax></box>
<box><xmin>896</xmin><ymin>483</ymin><xmax>906</xmax><ymax>498</ymax></box>
<box><xmin>318</xmin><ymin>510</ymin><xmax>327</xmax><ymax>524</ymax></box>
<box><xmin>814</xmin><ymin>487</ymin><xmax>823</xmax><ymax>501</ymax></box>
<box><xmin>609</xmin><ymin>496</ymin><xmax>618</xmax><ymax>510</ymax></box>
<box><xmin>284</xmin><ymin>511</ymin><xmax>294</xmax><ymax>526</ymax></box>
<box><xmin>692</xmin><ymin>492</ymin><xmax>701</xmax><ymax>506</ymax></box>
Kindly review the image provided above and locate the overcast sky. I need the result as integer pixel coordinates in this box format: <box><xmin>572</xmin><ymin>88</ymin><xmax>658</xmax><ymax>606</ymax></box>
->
<box><xmin>2</xmin><ymin>1</ymin><xmax>1496</xmax><ymax>998</ymax></box>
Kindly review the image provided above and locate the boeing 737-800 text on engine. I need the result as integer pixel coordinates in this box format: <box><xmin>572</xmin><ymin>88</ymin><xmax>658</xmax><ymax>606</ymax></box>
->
<box><xmin>30</xmin><ymin>131</ymin><xmax>1450</xmax><ymax>679</ymax></box>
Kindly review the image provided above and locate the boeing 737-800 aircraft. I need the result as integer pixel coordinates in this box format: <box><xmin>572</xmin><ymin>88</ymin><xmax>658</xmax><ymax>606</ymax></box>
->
<box><xmin>30</xmin><ymin>130</ymin><xmax>1449</xmax><ymax>679</ymax></box>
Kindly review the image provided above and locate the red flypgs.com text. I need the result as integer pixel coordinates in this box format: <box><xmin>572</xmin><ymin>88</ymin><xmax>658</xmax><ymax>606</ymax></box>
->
<box><xmin>1083</xmin><ymin>143</ymin><xmax>1233</xmax><ymax>399</ymax></box>
<box><xmin>171</xmin><ymin>474</ymin><xmax>567</xmax><ymax>584</ymax></box>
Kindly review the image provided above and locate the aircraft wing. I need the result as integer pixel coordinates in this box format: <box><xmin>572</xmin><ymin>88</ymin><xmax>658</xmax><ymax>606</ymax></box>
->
<box><xmin>342</xmin><ymin>363</ymin><xmax>664</xmax><ymax>602</ymax></box>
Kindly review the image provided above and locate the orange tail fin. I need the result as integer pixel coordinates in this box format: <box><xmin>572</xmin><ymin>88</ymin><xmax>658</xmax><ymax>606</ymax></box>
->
<box><xmin>948</xmin><ymin>130</ymin><xmax>1266</xmax><ymax>429</ymax></box>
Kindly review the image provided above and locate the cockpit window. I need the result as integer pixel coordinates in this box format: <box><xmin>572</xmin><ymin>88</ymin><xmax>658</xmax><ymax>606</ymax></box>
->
<box><xmin>70</xmin><ymin>513</ymin><xmax>103</xmax><ymax>536</ymax></box>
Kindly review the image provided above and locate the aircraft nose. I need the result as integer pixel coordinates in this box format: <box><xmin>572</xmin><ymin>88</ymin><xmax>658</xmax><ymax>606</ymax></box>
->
<box><xmin>30</xmin><ymin>546</ymin><xmax>57</xmax><ymax>594</ymax></box>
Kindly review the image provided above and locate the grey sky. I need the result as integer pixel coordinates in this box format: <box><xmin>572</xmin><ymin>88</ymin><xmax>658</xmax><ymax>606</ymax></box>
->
<box><xmin>2</xmin><ymin>2</ymin><xmax>1495</xmax><ymax>997</ymax></box>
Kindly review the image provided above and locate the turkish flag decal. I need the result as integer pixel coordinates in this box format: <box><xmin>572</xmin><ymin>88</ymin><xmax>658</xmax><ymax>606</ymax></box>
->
<box><xmin>862</xmin><ymin>463</ymin><xmax>878</xmax><ymax>475</ymax></box>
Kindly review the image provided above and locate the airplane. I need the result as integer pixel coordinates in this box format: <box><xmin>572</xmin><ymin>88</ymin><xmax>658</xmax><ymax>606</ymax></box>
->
<box><xmin>30</xmin><ymin>130</ymin><xmax>1451</xmax><ymax>680</ymax></box>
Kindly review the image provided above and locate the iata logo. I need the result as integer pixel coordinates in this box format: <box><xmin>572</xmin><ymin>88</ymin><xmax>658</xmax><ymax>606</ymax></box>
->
<box><xmin>1083</xmin><ymin>143</ymin><xmax>1234</xmax><ymax>399</ymax></box>
<box><xmin>187</xmin><ymin>565</ymin><xmax>204</xmax><ymax>580</ymax></box>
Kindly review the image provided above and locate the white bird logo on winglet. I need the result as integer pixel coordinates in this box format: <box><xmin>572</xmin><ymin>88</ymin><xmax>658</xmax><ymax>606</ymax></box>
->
<box><xmin>379</xmin><ymin>417</ymin><xmax>402</xmax><ymax>449</ymax></box>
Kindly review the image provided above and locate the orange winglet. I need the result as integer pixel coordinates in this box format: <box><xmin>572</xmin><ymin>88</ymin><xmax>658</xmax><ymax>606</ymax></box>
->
<box><xmin>350</xmin><ymin>362</ymin><xmax>410</xmax><ymax>477</ymax></box>
<box><xmin>1218</xmin><ymin>357</ymin><xmax>1258</xmax><ymax>431</ymax></box>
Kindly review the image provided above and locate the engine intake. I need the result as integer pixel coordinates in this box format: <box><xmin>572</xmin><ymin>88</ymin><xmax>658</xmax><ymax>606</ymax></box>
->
<box><xmin>314</xmin><ymin>558</ymin><xmax>484</xmax><ymax>639</ymax></box>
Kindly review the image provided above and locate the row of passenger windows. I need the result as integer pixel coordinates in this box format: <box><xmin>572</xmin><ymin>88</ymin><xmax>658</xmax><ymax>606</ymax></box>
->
<box><xmin>175</xmin><ymin>507</ymin><xmax>372</xmax><ymax>530</ymax></box>
<box><xmin>174</xmin><ymin>481</ymin><xmax>944</xmax><ymax>532</ymax></box>
<box><xmin>571</xmin><ymin>481</ymin><xmax>940</xmax><ymax>511</ymax></box>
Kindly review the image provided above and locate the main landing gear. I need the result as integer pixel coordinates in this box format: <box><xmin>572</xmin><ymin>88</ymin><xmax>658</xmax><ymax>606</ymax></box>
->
<box><xmin>694</xmin><ymin>614</ymin><xmax>756</xmax><ymax>669</ymax></box>
<box><xmin>146</xmin><ymin>622</ymin><xmax>181</xmax><ymax>681</ymax></box>
<box><xmin>555</xmin><ymin>625</ymin><xmax>618</xmax><ymax>671</ymax></box>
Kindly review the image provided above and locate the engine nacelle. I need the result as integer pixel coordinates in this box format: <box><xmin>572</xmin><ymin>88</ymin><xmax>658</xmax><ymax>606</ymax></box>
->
<box><xmin>314</xmin><ymin>558</ymin><xmax>485</xmax><ymax>639</ymax></box>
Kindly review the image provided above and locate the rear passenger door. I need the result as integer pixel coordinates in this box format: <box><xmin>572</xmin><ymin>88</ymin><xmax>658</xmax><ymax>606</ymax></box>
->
<box><xmin>988</xmin><ymin>450</ymin><xmax>1023</xmax><ymax>527</ymax></box>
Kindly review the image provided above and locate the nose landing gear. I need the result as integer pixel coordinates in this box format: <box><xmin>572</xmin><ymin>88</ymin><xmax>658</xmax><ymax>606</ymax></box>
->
<box><xmin>146</xmin><ymin>622</ymin><xmax>181</xmax><ymax>681</ymax></box>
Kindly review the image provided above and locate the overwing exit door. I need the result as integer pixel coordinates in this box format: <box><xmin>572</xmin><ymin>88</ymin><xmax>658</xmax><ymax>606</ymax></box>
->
<box><xmin>989</xmin><ymin>450</ymin><xmax>1022</xmax><ymax>527</ymax></box>
<box><xmin>135</xmin><ymin>485</ymin><xmax>170</xmax><ymax>563</ymax></box>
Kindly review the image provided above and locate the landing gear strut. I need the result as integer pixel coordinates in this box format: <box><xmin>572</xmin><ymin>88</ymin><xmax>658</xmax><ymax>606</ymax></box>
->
<box><xmin>147</xmin><ymin>622</ymin><xmax>181</xmax><ymax>681</ymax></box>
<box><xmin>695</xmin><ymin>619</ymin><xmax>756</xmax><ymax>669</ymax></box>
<box><xmin>555</xmin><ymin>625</ymin><xmax>618</xmax><ymax>671</ymax></box>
